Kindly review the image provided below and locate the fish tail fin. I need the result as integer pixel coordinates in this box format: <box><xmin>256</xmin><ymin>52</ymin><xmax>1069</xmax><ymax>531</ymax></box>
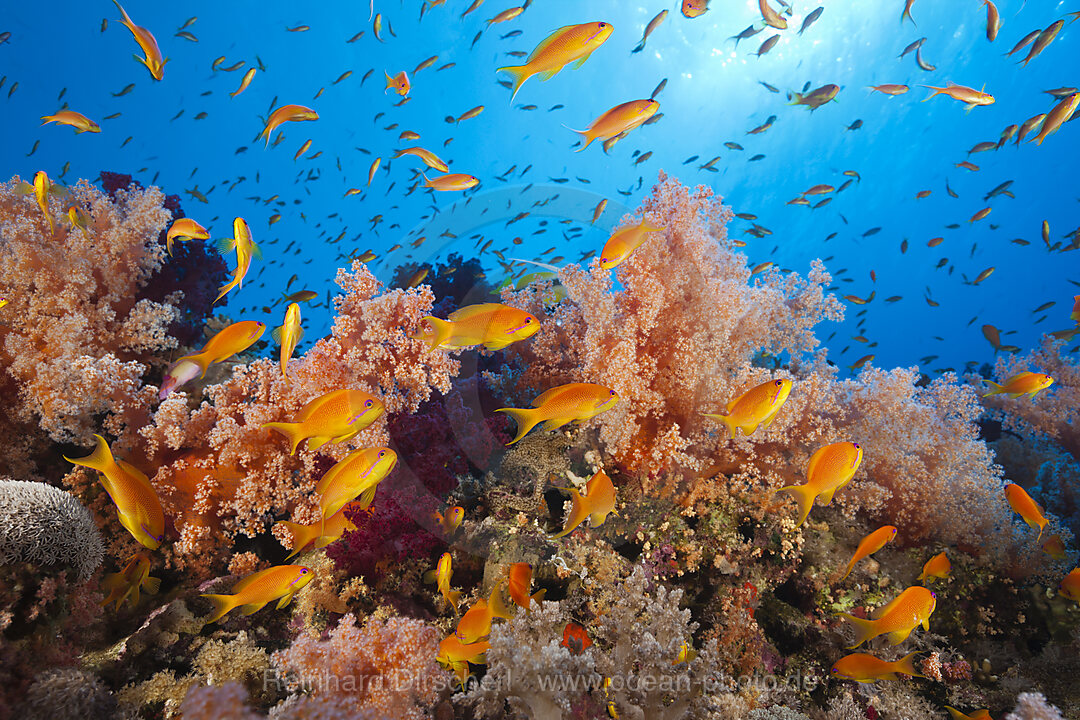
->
<box><xmin>981</xmin><ymin>380</ymin><xmax>1004</xmax><ymax>397</ymax></box>
<box><xmin>895</xmin><ymin>651</ymin><xmax>923</xmax><ymax>678</ymax></box>
<box><xmin>777</xmin><ymin>483</ymin><xmax>816</xmax><ymax>526</ymax></box>
<box><xmin>143</xmin><ymin>575</ymin><xmax>161</xmax><ymax>595</ymax></box>
<box><xmin>836</xmin><ymin>612</ymin><xmax>877</xmax><ymax>648</ymax></box>
<box><xmin>551</xmin><ymin>489</ymin><xmax>589</xmax><ymax>538</ymax></box>
<box><xmin>1037</xmin><ymin>520</ymin><xmax>1046</xmax><ymax>543</ymax></box>
<box><xmin>263</xmin><ymin>421</ymin><xmax>305</xmax><ymax>455</ymax></box>
<box><xmin>447</xmin><ymin>589</ymin><xmax>462</xmax><ymax>614</ymax></box>
<box><xmin>64</xmin><ymin>434</ymin><xmax>115</xmax><ymax>474</ymax></box>
<box><xmin>787</xmin><ymin>92</ymin><xmax>804</xmax><ymax>106</ymax></box>
<box><xmin>703</xmin><ymin>412</ymin><xmax>737</xmax><ymax>439</ymax></box>
<box><xmin>276</xmin><ymin>520</ymin><xmax>313</xmax><ymax>560</ymax></box>
<box><xmin>420</xmin><ymin>316</ymin><xmax>454</xmax><ymax>349</ymax></box>
<box><xmin>530</xmin><ymin>589</ymin><xmax>546</xmax><ymax>606</ymax></box>
<box><xmin>489</xmin><ymin>580</ymin><xmax>514</xmax><ymax>619</ymax></box>
<box><xmin>214</xmin><ymin>273</ymin><xmax>240</xmax><ymax>305</ymax></box>
<box><xmin>496</xmin><ymin>64</ymin><xmax>531</xmax><ymax>104</ymax></box>
<box><xmin>840</xmin><ymin>558</ymin><xmax>856</xmax><ymax>580</ymax></box>
<box><xmin>920</xmin><ymin>85</ymin><xmax>944</xmax><ymax>101</ymax></box>
<box><xmin>201</xmin><ymin>593</ymin><xmax>237</xmax><ymax>623</ymax></box>
<box><xmin>496</xmin><ymin>407</ymin><xmax>541</xmax><ymax>445</ymax></box>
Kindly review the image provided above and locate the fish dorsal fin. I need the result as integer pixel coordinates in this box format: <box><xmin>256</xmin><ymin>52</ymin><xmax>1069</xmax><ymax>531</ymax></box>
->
<box><xmin>448</xmin><ymin>303</ymin><xmax>503</xmax><ymax>322</ymax></box>
<box><xmin>532</xmin><ymin>384</ymin><xmax>573</xmax><ymax>407</ymax></box>
<box><xmin>527</xmin><ymin>25</ymin><xmax>577</xmax><ymax>64</ymax></box>
<box><xmin>116</xmin><ymin>458</ymin><xmax>155</xmax><ymax>492</ymax></box>
<box><xmin>871</xmin><ymin>593</ymin><xmax>904</xmax><ymax>620</ymax></box>
<box><xmin>231</xmin><ymin>567</ymin><xmax>272</xmax><ymax>594</ymax></box>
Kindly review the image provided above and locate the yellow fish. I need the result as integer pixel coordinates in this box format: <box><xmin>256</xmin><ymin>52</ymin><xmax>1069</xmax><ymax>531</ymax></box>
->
<box><xmin>1041</xmin><ymin>534</ymin><xmax>1066</xmax><ymax>560</ymax></box>
<box><xmin>316</xmin><ymin>447</ymin><xmax>398</xmax><ymax>517</ymax></box>
<box><xmin>437</xmin><ymin>633</ymin><xmax>490</xmax><ymax>686</ymax></box>
<box><xmin>259</xmin><ymin>104</ymin><xmax>319</xmax><ymax>147</ymax></box>
<box><xmin>428</xmin><ymin>552</ymin><xmax>462</xmax><ymax>613</ymax></box>
<box><xmin>921</xmin><ymin>83</ymin><xmax>995</xmax><ymax>108</ymax></box>
<box><xmin>64</xmin><ymin>434</ymin><xmax>165</xmax><ymax>550</ymax></box>
<box><xmin>166</xmin><ymin>217</ymin><xmax>210</xmax><ymax>256</ymax></box>
<box><xmin>497</xmin><ymin>382</ymin><xmax>619</xmax><ymax>445</ymax></box>
<box><xmin>275</xmin><ymin>505</ymin><xmax>358</xmax><ymax>560</ymax></box>
<box><xmin>778</xmin><ymin>441</ymin><xmax>862</xmax><ymax>526</ymax></box>
<box><xmin>454</xmin><ymin>584</ymin><xmax>514</xmax><ymax>644</ymax></box>
<box><xmin>201</xmin><ymin>565</ymin><xmax>314</xmax><ymax>623</ymax></box>
<box><xmin>214</xmin><ymin>217</ymin><xmax>261</xmax><ymax>304</ymax></box>
<box><xmin>945</xmin><ymin>708</ymin><xmax>992</xmax><ymax>720</ymax></box>
<box><xmin>434</xmin><ymin>506</ymin><xmax>465</xmax><ymax>536</ymax></box>
<box><xmin>392</xmin><ymin>146</ymin><xmax>449</xmax><ymax>172</ymax></box>
<box><xmin>1059</xmin><ymin>568</ymin><xmax>1080</xmax><ymax>604</ymax></box>
<box><xmin>112</xmin><ymin>0</ymin><xmax>168</xmax><ymax>80</ymax></box>
<box><xmin>841</xmin><ymin>525</ymin><xmax>897</xmax><ymax>579</ymax></box>
<box><xmin>831</xmin><ymin>652</ymin><xmax>922</xmax><ymax>683</ymax></box>
<box><xmin>384</xmin><ymin>70</ymin><xmax>410</xmax><ymax>96</ymax></box>
<box><xmin>160</xmin><ymin>320</ymin><xmax>266</xmax><ymax>398</ymax></box>
<box><xmin>230</xmin><ymin>67</ymin><xmax>256</xmax><ymax>97</ymax></box>
<box><xmin>100</xmin><ymin>552</ymin><xmax>160</xmax><ymax>610</ymax></box>
<box><xmin>40</xmin><ymin>110</ymin><xmax>100</xmax><ymax>133</ymax></box>
<box><xmin>836</xmin><ymin>586</ymin><xmax>936</xmax><ymax>648</ymax></box>
<box><xmin>273</xmin><ymin>302</ymin><xmax>303</xmax><ymax>381</ymax></box>
<box><xmin>497</xmin><ymin>22</ymin><xmax>614</xmax><ymax>103</ymax></box>
<box><xmin>264</xmin><ymin>389</ymin><xmax>385</xmax><ymax>455</ymax></box>
<box><xmin>704</xmin><ymin>378</ymin><xmax>793</xmax><ymax>438</ymax></box>
<box><xmin>599</xmin><ymin>219</ymin><xmax>664</xmax><ymax>269</ymax></box>
<box><xmin>983</xmin><ymin>371</ymin><xmax>1054</xmax><ymax>398</ymax></box>
<box><xmin>423</xmin><ymin>173</ymin><xmax>480</xmax><ymax>191</ymax></box>
<box><xmin>917</xmin><ymin>551</ymin><xmax>951</xmax><ymax>583</ymax></box>
<box><xmin>419</xmin><ymin>303</ymin><xmax>539</xmax><ymax>351</ymax></box>
<box><xmin>570</xmin><ymin>99</ymin><xmax>659</xmax><ymax>152</ymax></box>
<box><xmin>507</xmin><ymin>562</ymin><xmax>546</xmax><ymax>611</ymax></box>
<box><xmin>1005</xmin><ymin>483</ymin><xmax>1048</xmax><ymax>541</ymax></box>
<box><xmin>551</xmin><ymin>469</ymin><xmax>617</xmax><ymax>538</ymax></box>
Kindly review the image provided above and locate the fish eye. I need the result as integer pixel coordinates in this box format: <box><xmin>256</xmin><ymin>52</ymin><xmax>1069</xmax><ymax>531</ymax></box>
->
<box><xmin>774</xmin><ymin>380</ymin><xmax>783</xmax><ymax>386</ymax></box>
<box><xmin>830</xmin><ymin>667</ymin><xmax>838</xmax><ymax>674</ymax></box>
<box><xmin>609</xmin><ymin>390</ymin><xmax>616</xmax><ymax>396</ymax></box>
<box><xmin>378</xmin><ymin>450</ymin><xmax>386</xmax><ymax>457</ymax></box>
<box><xmin>301</xmin><ymin>568</ymin><xmax>310</xmax><ymax>574</ymax></box>
<box><xmin>930</xmin><ymin>591</ymin><xmax>936</xmax><ymax>598</ymax></box>
<box><xmin>598</xmin><ymin>22</ymin><xmax>607</xmax><ymax>27</ymax></box>
<box><xmin>365</xmin><ymin>399</ymin><xmax>373</xmax><ymax>407</ymax></box>
<box><xmin>525</xmin><ymin>317</ymin><xmax>532</xmax><ymax>323</ymax></box>
<box><xmin>852</xmin><ymin>442</ymin><xmax>860</xmax><ymax>449</ymax></box>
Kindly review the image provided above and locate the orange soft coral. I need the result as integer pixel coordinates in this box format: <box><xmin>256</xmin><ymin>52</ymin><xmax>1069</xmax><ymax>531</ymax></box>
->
<box><xmin>0</xmin><ymin>177</ymin><xmax>180</xmax><ymax>477</ymax></box>
<box><xmin>501</xmin><ymin>172</ymin><xmax>843</xmax><ymax>477</ymax></box>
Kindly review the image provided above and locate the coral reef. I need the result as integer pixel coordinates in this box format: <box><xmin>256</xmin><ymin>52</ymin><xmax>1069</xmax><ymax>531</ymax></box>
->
<box><xmin>0</xmin><ymin>478</ymin><xmax>104</xmax><ymax>579</ymax></box>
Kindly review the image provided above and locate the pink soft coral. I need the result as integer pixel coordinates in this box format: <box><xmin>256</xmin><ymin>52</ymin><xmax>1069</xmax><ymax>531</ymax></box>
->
<box><xmin>271</xmin><ymin>613</ymin><xmax>450</xmax><ymax>720</ymax></box>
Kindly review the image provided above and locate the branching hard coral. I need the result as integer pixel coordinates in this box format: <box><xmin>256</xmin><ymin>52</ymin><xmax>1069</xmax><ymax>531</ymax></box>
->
<box><xmin>501</xmin><ymin>172</ymin><xmax>844</xmax><ymax>477</ymax></box>
<box><xmin>979</xmin><ymin>337</ymin><xmax>1080</xmax><ymax>465</ymax></box>
<box><xmin>0</xmin><ymin>176</ymin><xmax>180</xmax><ymax>464</ymax></box>
<box><xmin>0</xmin><ymin>478</ymin><xmax>104</xmax><ymax>579</ymax></box>
<box><xmin>106</xmin><ymin>260</ymin><xmax>460</xmax><ymax>575</ymax></box>
<box><xmin>271</xmin><ymin>613</ymin><xmax>450</xmax><ymax>720</ymax></box>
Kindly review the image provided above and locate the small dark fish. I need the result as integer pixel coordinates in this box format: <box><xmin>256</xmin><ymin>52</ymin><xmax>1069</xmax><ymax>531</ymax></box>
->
<box><xmin>863</xmin><ymin>227</ymin><xmax>881</xmax><ymax>237</ymax></box>
<box><xmin>501</xmin><ymin>30</ymin><xmax>522</xmax><ymax>39</ymax></box>
<box><xmin>846</xmin><ymin>119</ymin><xmax>863</xmax><ymax>130</ymax></box>
<box><xmin>748</xmin><ymin>154</ymin><xmax>765</xmax><ymax>161</ymax></box>
<box><xmin>471</xmin><ymin>31</ymin><xmax>483</xmax><ymax>48</ymax></box>
<box><xmin>798</xmin><ymin>7</ymin><xmax>823</xmax><ymax>35</ymax></box>
<box><xmin>759</xmin><ymin>81</ymin><xmax>779</xmax><ymax>93</ymax></box>
<box><xmin>651</xmin><ymin>78</ymin><xmax>667</xmax><ymax>99</ymax></box>
<box><xmin>899</xmin><ymin>37</ymin><xmax>925</xmax><ymax>59</ymax></box>
<box><xmin>915</xmin><ymin>45</ymin><xmax>936</xmax><ymax>71</ymax></box>
<box><xmin>634</xmin><ymin>151</ymin><xmax>653</xmax><ymax>165</ymax></box>
<box><xmin>26</xmin><ymin>139</ymin><xmax>39</xmax><ymax>156</ymax></box>
<box><xmin>728</xmin><ymin>24</ymin><xmax>762</xmax><ymax>49</ymax></box>
<box><xmin>112</xmin><ymin>83</ymin><xmax>136</xmax><ymax>97</ymax></box>
<box><xmin>946</xmin><ymin>179</ymin><xmax>958</xmax><ymax>198</ymax></box>
<box><xmin>724</xmin><ymin>141</ymin><xmax>743</xmax><ymax>150</ymax></box>
<box><xmin>1005</xmin><ymin>29</ymin><xmax>1040</xmax><ymax>57</ymax></box>
<box><xmin>683</xmin><ymin>155</ymin><xmax>699</xmax><ymax>164</ymax></box>
<box><xmin>755</xmin><ymin>34</ymin><xmax>780</xmax><ymax>56</ymax></box>
<box><xmin>548</xmin><ymin>104</ymin><xmax>564</xmax><ymax>111</ymax></box>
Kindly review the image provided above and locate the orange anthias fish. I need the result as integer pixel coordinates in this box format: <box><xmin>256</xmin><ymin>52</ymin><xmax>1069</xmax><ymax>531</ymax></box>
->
<box><xmin>316</xmin><ymin>447</ymin><xmax>398</xmax><ymax>517</ymax></box>
<box><xmin>419</xmin><ymin>302</ymin><xmax>539</xmax><ymax>351</ymax></box>
<box><xmin>1072</xmin><ymin>295</ymin><xmax>1080</xmax><ymax>324</ymax></box>
<box><xmin>1041</xmin><ymin>534</ymin><xmax>1066</xmax><ymax>560</ymax></box>
<box><xmin>917</xmin><ymin>551</ymin><xmax>951</xmax><ymax>583</ymax></box>
<box><xmin>100</xmin><ymin>552</ymin><xmax>160</xmax><ymax>611</ymax></box>
<box><xmin>274</xmin><ymin>302</ymin><xmax>303</xmax><ymax>380</ymax></box>
<box><xmin>831</xmin><ymin>652</ymin><xmax>922</xmax><ymax>683</ymax></box>
<box><xmin>455</xmin><ymin>582</ymin><xmax>514</xmax><ymax>644</ymax></box>
<box><xmin>275</xmin><ymin>505</ymin><xmax>358</xmax><ymax>560</ymax></box>
<box><xmin>64</xmin><ymin>434</ymin><xmax>165</xmax><ymax>550</ymax></box>
<box><xmin>201</xmin><ymin>565</ymin><xmax>313</xmax><ymax>623</ymax></box>
<box><xmin>434</xmin><ymin>506</ymin><xmax>465</xmax><ymax>536</ymax></box>
<box><xmin>264</xmin><ymin>389</ymin><xmax>385</xmax><ymax>455</ymax></box>
<box><xmin>214</xmin><ymin>217</ymin><xmax>261</xmax><ymax>304</ymax></box>
<box><xmin>385</xmin><ymin>70</ymin><xmax>410</xmax><ymax>96</ymax></box>
<box><xmin>423</xmin><ymin>173</ymin><xmax>480</xmax><ymax>191</ymax></box>
<box><xmin>682</xmin><ymin>0</ymin><xmax>709</xmax><ymax>18</ymax></box>
<box><xmin>1005</xmin><ymin>483</ymin><xmax>1048</xmax><ymax>541</ymax></box>
<box><xmin>570</xmin><ymin>99</ymin><xmax>659</xmax><ymax>152</ymax></box>
<box><xmin>946</xmin><ymin>707</ymin><xmax>993</xmax><ymax>720</ymax></box>
<box><xmin>600</xmin><ymin>218</ymin><xmax>664</xmax><ymax>269</ymax></box>
<box><xmin>259</xmin><ymin>104</ymin><xmax>319</xmax><ymax>147</ymax></box>
<box><xmin>705</xmin><ymin>378</ymin><xmax>793</xmax><ymax>438</ymax></box>
<box><xmin>437</xmin><ymin>633</ymin><xmax>490</xmax><ymax>686</ymax></box>
<box><xmin>921</xmin><ymin>83</ymin><xmax>995</xmax><ymax>108</ymax></box>
<box><xmin>841</xmin><ymin>525</ymin><xmax>898</xmax><ymax>579</ymax></box>
<box><xmin>790</xmin><ymin>84</ymin><xmax>839</xmax><ymax>110</ymax></box>
<box><xmin>429</xmin><ymin>552</ymin><xmax>462</xmax><ymax>613</ymax></box>
<box><xmin>561</xmin><ymin>622</ymin><xmax>593</xmax><ymax>654</ymax></box>
<box><xmin>166</xmin><ymin>217</ymin><xmax>210</xmax><ymax>256</ymax></box>
<box><xmin>982</xmin><ymin>371</ymin><xmax>1054</xmax><ymax>398</ymax></box>
<box><xmin>551</xmin><ymin>469</ymin><xmax>617</xmax><ymax>538</ymax></box>
<box><xmin>497</xmin><ymin>383</ymin><xmax>620</xmax><ymax>445</ymax></box>
<box><xmin>112</xmin><ymin>0</ymin><xmax>168</xmax><ymax>80</ymax></box>
<box><xmin>1030</xmin><ymin>92</ymin><xmax>1080</xmax><ymax>146</ymax></box>
<box><xmin>159</xmin><ymin>320</ymin><xmax>266</xmax><ymax>398</ymax></box>
<box><xmin>393</xmin><ymin>147</ymin><xmax>449</xmax><ymax>172</ymax></box>
<box><xmin>779</xmin><ymin>441</ymin><xmax>862</xmax><ymax>526</ymax></box>
<box><xmin>759</xmin><ymin>0</ymin><xmax>787</xmax><ymax>29</ymax></box>
<box><xmin>40</xmin><ymin>110</ymin><xmax>100</xmax><ymax>134</ymax></box>
<box><xmin>507</xmin><ymin>562</ymin><xmax>546</xmax><ymax>611</ymax></box>
<box><xmin>982</xmin><ymin>0</ymin><xmax>1001</xmax><ymax>42</ymax></box>
<box><xmin>836</xmin><ymin>586</ymin><xmax>937</xmax><ymax>648</ymax></box>
<box><xmin>1059</xmin><ymin>568</ymin><xmax>1080</xmax><ymax>604</ymax></box>
<box><xmin>497</xmin><ymin>22</ymin><xmax>614</xmax><ymax>103</ymax></box>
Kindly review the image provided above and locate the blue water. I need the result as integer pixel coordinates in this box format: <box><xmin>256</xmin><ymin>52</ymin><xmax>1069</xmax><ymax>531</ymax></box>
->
<box><xmin>2</xmin><ymin>0</ymin><xmax>1077</xmax><ymax>374</ymax></box>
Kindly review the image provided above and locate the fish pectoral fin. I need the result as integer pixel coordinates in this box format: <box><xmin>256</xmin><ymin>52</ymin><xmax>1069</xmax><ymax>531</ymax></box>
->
<box><xmin>276</xmin><ymin>592</ymin><xmax>295</xmax><ymax>610</ymax></box>
<box><xmin>357</xmin><ymin>484</ymin><xmax>379</xmax><ymax>509</ymax></box>
<box><xmin>240</xmin><ymin>601</ymin><xmax>268</xmax><ymax>615</ymax></box>
<box><xmin>887</xmin><ymin>627</ymin><xmax>914</xmax><ymax>645</ymax></box>
<box><xmin>538</xmin><ymin>66</ymin><xmax>563</xmax><ymax>81</ymax></box>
